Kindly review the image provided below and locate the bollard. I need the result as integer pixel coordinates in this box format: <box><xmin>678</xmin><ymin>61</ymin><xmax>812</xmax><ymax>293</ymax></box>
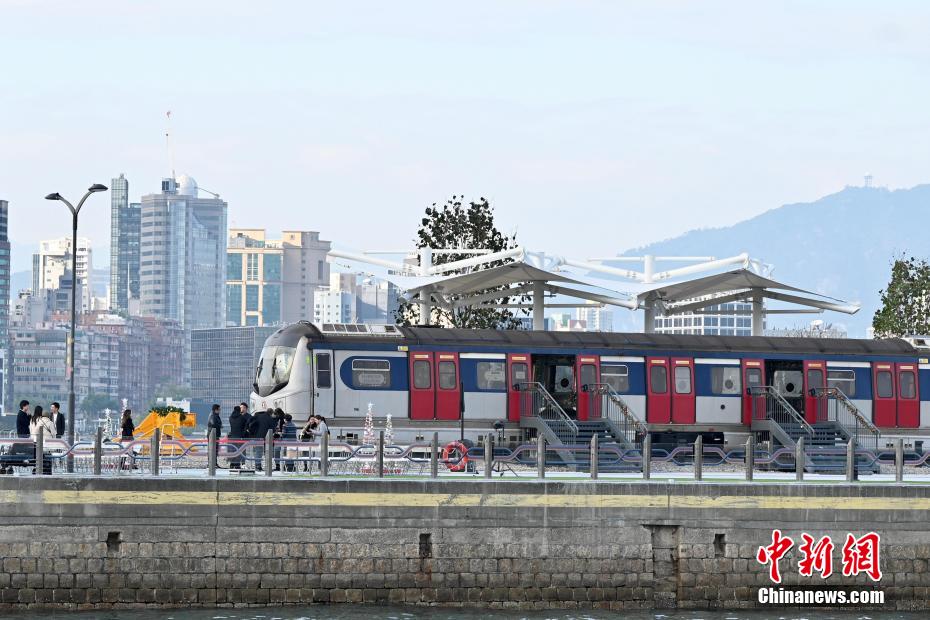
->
<box><xmin>745</xmin><ymin>435</ymin><xmax>754</xmax><ymax>482</ymax></box>
<box><xmin>643</xmin><ymin>434</ymin><xmax>651</xmax><ymax>480</ymax></box>
<box><xmin>208</xmin><ymin>429</ymin><xmax>217</xmax><ymax>477</ymax></box>
<box><xmin>537</xmin><ymin>434</ymin><xmax>546</xmax><ymax>479</ymax></box>
<box><xmin>846</xmin><ymin>439</ymin><xmax>857</xmax><ymax>482</ymax></box>
<box><xmin>430</xmin><ymin>432</ymin><xmax>439</xmax><ymax>479</ymax></box>
<box><xmin>265</xmin><ymin>429</ymin><xmax>273</xmax><ymax>477</ymax></box>
<box><xmin>378</xmin><ymin>430</ymin><xmax>385</xmax><ymax>478</ymax></box>
<box><xmin>484</xmin><ymin>434</ymin><xmax>493</xmax><ymax>479</ymax></box>
<box><xmin>321</xmin><ymin>430</ymin><xmax>329</xmax><ymax>477</ymax></box>
<box><xmin>35</xmin><ymin>427</ymin><xmax>44</xmax><ymax>476</ymax></box>
<box><xmin>151</xmin><ymin>428</ymin><xmax>161</xmax><ymax>476</ymax></box>
<box><xmin>590</xmin><ymin>434</ymin><xmax>599</xmax><ymax>480</ymax></box>
<box><xmin>895</xmin><ymin>438</ymin><xmax>904</xmax><ymax>483</ymax></box>
<box><xmin>693</xmin><ymin>435</ymin><xmax>702</xmax><ymax>481</ymax></box>
<box><xmin>795</xmin><ymin>436</ymin><xmax>805</xmax><ymax>482</ymax></box>
<box><xmin>93</xmin><ymin>426</ymin><xmax>103</xmax><ymax>476</ymax></box>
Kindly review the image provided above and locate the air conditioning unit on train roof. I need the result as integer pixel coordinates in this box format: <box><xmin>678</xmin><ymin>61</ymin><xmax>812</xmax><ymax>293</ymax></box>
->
<box><xmin>319</xmin><ymin>323</ymin><xmax>404</xmax><ymax>337</ymax></box>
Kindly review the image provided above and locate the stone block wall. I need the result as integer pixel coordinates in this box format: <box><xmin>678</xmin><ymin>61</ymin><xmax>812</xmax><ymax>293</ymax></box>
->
<box><xmin>0</xmin><ymin>478</ymin><xmax>927</xmax><ymax>611</ymax></box>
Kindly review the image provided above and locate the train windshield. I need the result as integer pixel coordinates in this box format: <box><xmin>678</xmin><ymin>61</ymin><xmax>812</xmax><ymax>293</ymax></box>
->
<box><xmin>254</xmin><ymin>346</ymin><xmax>296</xmax><ymax>397</ymax></box>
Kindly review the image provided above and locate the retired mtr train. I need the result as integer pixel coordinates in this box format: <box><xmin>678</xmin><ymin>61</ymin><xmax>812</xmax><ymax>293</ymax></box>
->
<box><xmin>250</xmin><ymin>321</ymin><xmax>930</xmax><ymax>446</ymax></box>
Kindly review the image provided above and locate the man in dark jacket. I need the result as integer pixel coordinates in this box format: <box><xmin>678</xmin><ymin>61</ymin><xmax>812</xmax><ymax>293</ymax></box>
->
<box><xmin>16</xmin><ymin>400</ymin><xmax>30</xmax><ymax>438</ymax></box>
<box><xmin>207</xmin><ymin>404</ymin><xmax>223</xmax><ymax>437</ymax></box>
<box><xmin>248</xmin><ymin>408</ymin><xmax>277</xmax><ymax>471</ymax></box>
<box><xmin>227</xmin><ymin>406</ymin><xmax>248</xmax><ymax>469</ymax></box>
<box><xmin>50</xmin><ymin>402</ymin><xmax>65</xmax><ymax>438</ymax></box>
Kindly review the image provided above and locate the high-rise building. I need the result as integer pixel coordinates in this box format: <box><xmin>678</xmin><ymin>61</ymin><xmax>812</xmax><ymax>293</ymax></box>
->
<box><xmin>0</xmin><ymin>200</ymin><xmax>10</xmax><ymax>345</ymax></box>
<box><xmin>575</xmin><ymin>302</ymin><xmax>614</xmax><ymax>332</ymax></box>
<box><xmin>356</xmin><ymin>277</ymin><xmax>400</xmax><ymax>324</ymax></box>
<box><xmin>653</xmin><ymin>297</ymin><xmax>757</xmax><ymax>336</ymax></box>
<box><xmin>190</xmin><ymin>325</ymin><xmax>278</xmax><ymax>424</ymax></box>
<box><xmin>32</xmin><ymin>236</ymin><xmax>93</xmax><ymax>312</ymax></box>
<box><xmin>139</xmin><ymin>175</ymin><xmax>227</xmax><ymax>329</ymax></box>
<box><xmin>313</xmin><ymin>288</ymin><xmax>355</xmax><ymax>324</ymax></box>
<box><xmin>109</xmin><ymin>173</ymin><xmax>141</xmax><ymax>314</ymax></box>
<box><xmin>226</xmin><ymin>228</ymin><xmax>331</xmax><ymax>327</ymax></box>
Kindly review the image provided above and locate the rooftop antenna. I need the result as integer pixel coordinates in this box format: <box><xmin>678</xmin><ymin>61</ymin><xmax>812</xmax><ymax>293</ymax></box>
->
<box><xmin>165</xmin><ymin>110</ymin><xmax>176</xmax><ymax>181</ymax></box>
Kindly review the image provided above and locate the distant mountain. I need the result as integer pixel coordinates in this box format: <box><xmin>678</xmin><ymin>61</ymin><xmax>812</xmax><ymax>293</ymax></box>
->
<box><xmin>621</xmin><ymin>185</ymin><xmax>930</xmax><ymax>337</ymax></box>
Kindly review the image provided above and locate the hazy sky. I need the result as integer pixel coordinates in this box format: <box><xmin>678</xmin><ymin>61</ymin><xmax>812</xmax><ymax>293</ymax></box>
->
<box><xmin>2</xmin><ymin>1</ymin><xmax>929</xmax><ymax>272</ymax></box>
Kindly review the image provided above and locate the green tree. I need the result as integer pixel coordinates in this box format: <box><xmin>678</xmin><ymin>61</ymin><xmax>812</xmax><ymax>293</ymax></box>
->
<box><xmin>872</xmin><ymin>256</ymin><xmax>930</xmax><ymax>337</ymax></box>
<box><xmin>394</xmin><ymin>196</ymin><xmax>527</xmax><ymax>329</ymax></box>
<box><xmin>80</xmin><ymin>393</ymin><xmax>120</xmax><ymax>416</ymax></box>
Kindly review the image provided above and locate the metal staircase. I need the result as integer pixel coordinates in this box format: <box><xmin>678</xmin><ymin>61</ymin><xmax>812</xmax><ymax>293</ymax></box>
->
<box><xmin>516</xmin><ymin>382</ymin><xmax>639</xmax><ymax>471</ymax></box>
<box><xmin>750</xmin><ymin>385</ymin><xmax>878</xmax><ymax>474</ymax></box>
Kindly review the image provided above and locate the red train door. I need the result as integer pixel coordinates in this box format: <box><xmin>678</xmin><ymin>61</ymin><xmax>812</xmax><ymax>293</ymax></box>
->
<box><xmin>803</xmin><ymin>360</ymin><xmax>826</xmax><ymax>424</ymax></box>
<box><xmin>576</xmin><ymin>355</ymin><xmax>600</xmax><ymax>421</ymax></box>
<box><xmin>434</xmin><ymin>353</ymin><xmax>461</xmax><ymax>420</ymax></box>
<box><xmin>507</xmin><ymin>353</ymin><xmax>532</xmax><ymax>422</ymax></box>
<box><xmin>646</xmin><ymin>357</ymin><xmax>671</xmax><ymax>423</ymax></box>
<box><xmin>741</xmin><ymin>359</ymin><xmax>765</xmax><ymax>425</ymax></box>
<box><xmin>409</xmin><ymin>353</ymin><xmax>435</xmax><ymax>420</ymax></box>
<box><xmin>896</xmin><ymin>362</ymin><xmax>920</xmax><ymax>428</ymax></box>
<box><xmin>670</xmin><ymin>357</ymin><xmax>696</xmax><ymax>423</ymax></box>
<box><xmin>872</xmin><ymin>362</ymin><xmax>896</xmax><ymax>428</ymax></box>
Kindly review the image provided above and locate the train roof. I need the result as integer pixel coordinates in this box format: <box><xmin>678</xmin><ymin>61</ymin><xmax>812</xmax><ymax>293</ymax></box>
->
<box><xmin>261</xmin><ymin>322</ymin><xmax>918</xmax><ymax>357</ymax></box>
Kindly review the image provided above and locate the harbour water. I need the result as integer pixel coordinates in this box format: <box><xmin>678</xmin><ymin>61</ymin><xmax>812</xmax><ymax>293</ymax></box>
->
<box><xmin>0</xmin><ymin>607</ymin><xmax>922</xmax><ymax>620</ymax></box>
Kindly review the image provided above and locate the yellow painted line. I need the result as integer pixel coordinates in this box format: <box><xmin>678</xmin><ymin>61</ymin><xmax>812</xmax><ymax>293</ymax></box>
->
<box><xmin>26</xmin><ymin>489</ymin><xmax>930</xmax><ymax>511</ymax></box>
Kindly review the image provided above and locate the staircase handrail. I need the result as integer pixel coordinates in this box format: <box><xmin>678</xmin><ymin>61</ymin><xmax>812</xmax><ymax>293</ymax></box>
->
<box><xmin>748</xmin><ymin>385</ymin><xmax>815</xmax><ymax>436</ymax></box>
<box><xmin>587</xmin><ymin>383</ymin><xmax>648</xmax><ymax>437</ymax></box>
<box><xmin>516</xmin><ymin>382</ymin><xmax>579</xmax><ymax>438</ymax></box>
<box><xmin>812</xmin><ymin>386</ymin><xmax>881</xmax><ymax>439</ymax></box>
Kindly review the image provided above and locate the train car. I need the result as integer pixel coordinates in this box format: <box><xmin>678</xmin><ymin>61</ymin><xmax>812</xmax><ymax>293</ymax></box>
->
<box><xmin>250</xmin><ymin>321</ymin><xmax>930</xmax><ymax>447</ymax></box>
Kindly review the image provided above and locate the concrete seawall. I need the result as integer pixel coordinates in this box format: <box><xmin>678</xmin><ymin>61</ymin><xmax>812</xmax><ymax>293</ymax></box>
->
<box><xmin>0</xmin><ymin>477</ymin><xmax>928</xmax><ymax>611</ymax></box>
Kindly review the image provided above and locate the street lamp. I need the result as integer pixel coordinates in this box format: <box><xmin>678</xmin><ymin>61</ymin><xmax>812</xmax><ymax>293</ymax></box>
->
<box><xmin>45</xmin><ymin>183</ymin><xmax>107</xmax><ymax>471</ymax></box>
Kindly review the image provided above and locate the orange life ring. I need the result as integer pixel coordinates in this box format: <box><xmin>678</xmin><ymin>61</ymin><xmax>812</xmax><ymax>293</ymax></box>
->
<box><xmin>441</xmin><ymin>441</ymin><xmax>469</xmax><ymax>472</ymax></box>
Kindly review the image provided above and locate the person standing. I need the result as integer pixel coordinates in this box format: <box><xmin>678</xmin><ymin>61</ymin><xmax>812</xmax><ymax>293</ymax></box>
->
<box><xmin>16</xmin><ymin>400</ymin><xmax>30</xmax><ymax>439</ymax></box>
<box><xmin>207</xmin><ymin>404</ymin><xmax>223</xmax><ymax>437</ymax></box>
<box><xmin>227</xmin><ymin>405</ymin><xmax>248</xmax><ymax>470</ymax></box>
<box><xmin>281</xmin><ymin>414</ymin><xmax>298</xmax><ymax>472</ymax></box>
<box><xmin>29</xmin><ymin>406</ymin><xmax>56</xmax><ymax>475</ymax></box>
<box><xmin>248</xmin><ymin>408</ymin><xmax>277</xmax><ymax>472</ymax></box>
<box><xmin>119</xmin><ymin>410</ymin><xmax>135</xmax><ymax>470</ymax></box>
<box><xmin>50</xmin><ymin>402</ymin><xmax>65</xmax><ymax>439</ymax></box>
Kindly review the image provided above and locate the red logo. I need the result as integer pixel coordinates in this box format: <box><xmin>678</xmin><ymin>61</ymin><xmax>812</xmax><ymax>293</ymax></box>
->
<box><xmin>841</xmin><ymin>532</ymin><xmax>882</xmax><ymax>582</ymax></box>
<box><xmin>798</xmin><ymin>533</ymin><xmax>834</xmax><ymax>579</ymax></box>
<box><xmin>756</xmin><ymin>529</ymin><xmax>794</xmax><ymax>584</ymax></box>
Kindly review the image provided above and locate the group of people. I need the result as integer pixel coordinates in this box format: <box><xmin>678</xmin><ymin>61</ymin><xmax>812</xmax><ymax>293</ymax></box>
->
<box><xmin>206</xmin><ymin>402</ymin><xmax>330</xmax><ymax>471</ymax></box>
<box><xmin>16</xmin><ymin>400</ymin><xmax>66</xmax><ymax>441</ymax></box>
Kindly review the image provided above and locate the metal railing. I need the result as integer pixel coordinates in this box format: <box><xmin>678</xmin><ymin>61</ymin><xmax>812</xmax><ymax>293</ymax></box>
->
<box><xmin>749</xmin><ymin>385</ymin><xmax>815</xmax><ymax>439</ymax></box>
<box><xmin>587</xmin><ymin>383</ymin><xmax>647</xmax><ymax>448</ymax></box>
<box><xmin>516</xmin><ymin>382</ymin><xmax>578</xmax><ymax>443</ymax></box>
<box><xmin>812</xmin><ymin>387</ymin><xmax>881</xmax><ymax>450</ymax></box>
<box><xmin>1</xmin><ymin>431</ymin><xmax>927</xmax><ymax>482</ymax></box>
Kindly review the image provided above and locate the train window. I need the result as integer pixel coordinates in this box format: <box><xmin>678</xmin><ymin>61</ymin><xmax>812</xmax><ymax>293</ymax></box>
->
<box><xmin>900</xmin><ymin>371</ymin><xmax>917</xmax><ymax>399</ymax></box>
<box><xmin>806</xmin><ymin>368</ymin><xmax>824</xmax><ymax>390</ymax></box>
<box><xmin>352</xmin><ymin>359</ymin><xmax>391</xmax><ymax>388</ymax></box>
<box><xmin>773</xmin><ymin>370</ymin><xmax>803</xmax><ymax>398</ymax></box>
<box><xmin>601</xmin><ymin>365</ymin><xmax>629</xmax><ymax>393</ymax></box>
<box><xmin>746</xmin><ymin>368</ymin><xmax>762</xmax><ymax>387</ymax></box>
<box><xmin>650</xmin><ymin>365</ymin><xmax>668</xmax><ymax>394</ymax></box>
<box><xmin>315</xmin><ymin>353</ymin><xmax>332</xmax><ymax>389</ymax></box>
<box><xmin>476</xmin><ymin>362</ymin><xmax>506</xmax><ymax>390</ymax></box>
<box><xmin>674</xmin><ymin>366</ymin><xmax>692</xmax><ymax>394</ymax></box>
<box><xmin>438</xmin><ymin>361</ymin><xmax>457</xmax><ymax>390</ymax></box>
<box><xmin>711</xmin><ymin>367</ymin><xmax>741</xmax><ymax>395</ymax></box>
<box><xmin>580</xmin><ymin>364</ymin><xmax>597</xmax><ymax>390</ymax></box>
<box><xmin>876</xmin><ymin>371</ymin><xmax>894</xmax><ymax>398</ymax></box>
<box><xmin>827</xmin><ymin>370</ymin><xmax>856</xmax><ymax>397</ymax></box>
<box><xmin>413</xmin><ymin>360</ymin><xmax>431</xmax><ymax>389</ymax></box>
<box><xmin>511</xmin><ymin>362</ymin><xmax>529</xmax><ymax>385</ymax></box>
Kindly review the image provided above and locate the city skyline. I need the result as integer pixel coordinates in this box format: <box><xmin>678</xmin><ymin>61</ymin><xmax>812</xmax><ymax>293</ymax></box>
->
<box><xmin>3</xmin><ymin>2</ymin><xmax>930</xmax><ymax>275</ymax></box>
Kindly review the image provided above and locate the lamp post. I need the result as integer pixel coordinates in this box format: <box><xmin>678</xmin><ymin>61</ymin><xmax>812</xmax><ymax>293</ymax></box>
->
<box><xmin>45</xmin><ymin>184</ymin><xmax>107</xmax><ymax>472</ymax></box>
